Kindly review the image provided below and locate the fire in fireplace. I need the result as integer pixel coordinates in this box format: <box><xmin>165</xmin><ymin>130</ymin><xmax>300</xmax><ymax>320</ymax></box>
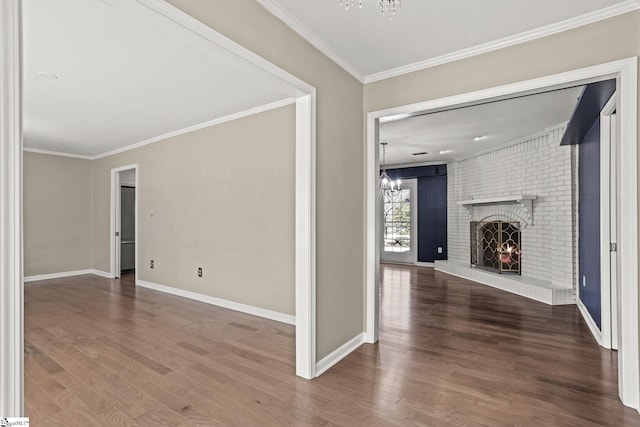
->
<box><xmin>470</xmin><ymin>221</ymin><xmax>521</xmax><ymax>274</ymax></box>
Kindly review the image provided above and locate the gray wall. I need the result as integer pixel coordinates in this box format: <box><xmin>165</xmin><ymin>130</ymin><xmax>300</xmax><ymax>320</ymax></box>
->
<box><xmin>92</xmin><ymin>105</ymin><xmax>296</xmax><ymax>316</ymax></box>
<box><xmin>23</xmin><ymin>152</ymin><xmax>93</xmax><ymax>276</ymax></box>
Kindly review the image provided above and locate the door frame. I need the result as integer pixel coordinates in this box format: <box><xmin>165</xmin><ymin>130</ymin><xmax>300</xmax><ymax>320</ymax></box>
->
<box><xmin>380</xmin><ymin>178</ymin><xmax>418</xmax><ymax>264</ymax></box>
<box><xmin>600</xmin><ymin>93</ymin><xmax>618</xmax><ymax>350</ymax></box>
<box><xmin>0</xmin><ymin>0</ymin><xmax>22</xmax><ymax>417</ymax></box>
<box><xmin>365</xmin><ymin>58</ymin><xmax>639</xmax><ymax>409</ymax></box>
<box><xmin>110</xmin><ymin>165</ymin><xmax>138</xmax><ymax>279</ymax></box>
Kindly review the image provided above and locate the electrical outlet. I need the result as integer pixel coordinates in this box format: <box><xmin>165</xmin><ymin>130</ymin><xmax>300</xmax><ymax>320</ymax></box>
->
<box><xmin>198</xmin><ymin>267</ymin><xmax>202</xmax><ymax>277</ymax></box>
<box><xmin>437</xmin><ymin>247</ymin><xmax>443</xmax><ymax>254</ymax></box>
<box><xmin>582</xmin><ymin>275</ymin><xmax>586</xmax><ymax>287</ymax></box>
<box><xmin>150</xmin><ymin>260</ymin><xmax>154</xmax><ymax>269</ymax></box>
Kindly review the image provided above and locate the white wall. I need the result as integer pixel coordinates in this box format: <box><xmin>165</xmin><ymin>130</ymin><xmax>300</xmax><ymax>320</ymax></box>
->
<box><xmin>447</xmin><ymin>126</ymin><xmax>577</xmax><ymax>290</ymax></box>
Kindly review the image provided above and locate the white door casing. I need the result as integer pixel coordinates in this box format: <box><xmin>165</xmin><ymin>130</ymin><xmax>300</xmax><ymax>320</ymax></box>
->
<box><xmin>0</xmin><ymin>0</ymin><xmax>23</xmax><ymax>416</ymax></box>
<box><xmin>600</xmin><ymin>94</ymin><xmax>618</xmax><ymax>351</ymax></box>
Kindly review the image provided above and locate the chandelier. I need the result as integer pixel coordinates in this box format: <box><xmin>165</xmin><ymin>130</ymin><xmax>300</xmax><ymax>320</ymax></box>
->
<box><xmin>379</xmin><ymin>142</ymin><xmax>400</xmax><ymax>196</ymax></box>
<box><xmin>338</xmin><ymin>0</ymin><xmax>404</xmax><ymax>18</ymax></box>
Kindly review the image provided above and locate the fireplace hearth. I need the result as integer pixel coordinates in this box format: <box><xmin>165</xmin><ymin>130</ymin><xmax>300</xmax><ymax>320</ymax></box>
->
<box><xmin>470</xmin><ymin>221</ymin><xmax>521</xmax><ymax>274</ymax></box>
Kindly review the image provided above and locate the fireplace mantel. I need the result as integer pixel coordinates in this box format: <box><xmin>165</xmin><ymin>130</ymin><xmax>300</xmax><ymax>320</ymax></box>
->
<box><xmin>458</xmin><ymin>194</ymin><xmax>537</xmax><ymax>225</ymax></box>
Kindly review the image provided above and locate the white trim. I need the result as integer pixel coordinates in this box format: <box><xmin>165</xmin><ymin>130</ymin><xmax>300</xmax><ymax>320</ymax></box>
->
<box><xmin>600</xmin><ymin>93</ymin><xmax>618</xmax><ymax>350</ymax></box>
<box><xmin>315</xmin><ymin>333</ymin><xmax>365</xmax><ymax>376</ymax></box>
<box><xmin>616</xmin><ymin>57</ymin><xmax>639</xmax><ymax>409</ymax></box>
<box><xmin>0</xmin><ymin>0</ymin><xmax>23</xmax><ymax>416</ymax></box>
<box><xmin>24</xmin><ymin>269</ymin><xmax>94</xmax><ymax>282</ymax></box>
<box><xmin>364</xmin><ymin>116</ymin><xmax>379</xmax><ymax>344</ymax></box>
<box><xmin>295</xmin><ymin>93</ymin><xmax>317</xmax><ymax>379</ymax></box>
<box><xmin>23</xmin><ymin>147</ymin><xmax>93</xmax><ymax>160</ymax></box>
<box><xmin>136</xmin><ymin>280</ymin><xmax>295</xmax><ymax>325</ymax></box>
<box><xmin>364</xmin><ymin>1</ymin><xmax>640</xmax><ymax>83</ymax></box>
<box><xmin>93</xmin><ymin>98</ymin><xmax>296</xmax><ymax>160</ymax></box>
<box><xmin>90</xmin><ymin>269</ymin><xmax>114</xmax><ymax>279</ymax></box>
<box><xmin>416</xmin><ymin>262</ymin><xmax>435</xmax><ymax>268</ymax></box>
<box><xmin>577</xmin><ymin>298</ymin><xmax>604</xmax><ymax>346</ymax></box>
<box><xmin>365</xmin><ymin>58</ymin><xmax>639</xmax><ymax>410</ymax></box>
<box><xmin>254</xmin><ymin>0</ymin><xmax>365</xmax><ymax>83</ymax></box>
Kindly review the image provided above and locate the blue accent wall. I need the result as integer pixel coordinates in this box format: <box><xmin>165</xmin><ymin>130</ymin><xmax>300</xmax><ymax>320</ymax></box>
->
<box><xmin>578</xmin><ymin>119</ymin><xmax>601</xmax><ymax>328</ymax></box>
<box><xmin>560</xmin><ymin>79</ymin><xmax>616</xmax><ymax>146</ymax></box>
<box><xmin>387</xmin><ymin>165</ymin><xmax>447</xmax><ymax>262</ymax></box>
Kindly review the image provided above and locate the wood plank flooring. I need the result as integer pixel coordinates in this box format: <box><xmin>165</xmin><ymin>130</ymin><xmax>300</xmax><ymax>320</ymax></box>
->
<box><xmin>24</xmin><ymin>265</ymin><xmax>640</xmax><ymax>426</ymax></box>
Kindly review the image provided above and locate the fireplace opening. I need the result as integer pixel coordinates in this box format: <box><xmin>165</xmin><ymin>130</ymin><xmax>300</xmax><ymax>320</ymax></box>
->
<box><xmin>470</xmin><ymin>221</ymin><xmax>521</xmax><ymax>274</ymax></box>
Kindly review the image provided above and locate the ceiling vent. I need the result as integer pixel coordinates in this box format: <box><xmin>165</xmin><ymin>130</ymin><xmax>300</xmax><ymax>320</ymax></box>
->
<box><xmin>412</xmin><ymin>151</ymin><xmax>428</xmax><ymax>156</ymax></box>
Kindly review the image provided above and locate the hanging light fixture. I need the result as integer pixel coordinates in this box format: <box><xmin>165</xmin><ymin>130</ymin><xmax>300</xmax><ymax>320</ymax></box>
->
<box><xmin>379</xmin><ymin>142</ymin><xmax>401</xmax><ymax>196</ymax></box>
<box><xmin>338</xmin><ymin>0</ymin><xmax>404</xmax><ymax>18</ymax></box>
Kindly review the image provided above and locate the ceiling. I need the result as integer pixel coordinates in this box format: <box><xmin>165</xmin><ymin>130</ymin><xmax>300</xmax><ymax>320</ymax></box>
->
<box><xmin>23</xmin><ymin>0</ymin><xmax>636</xmax><ymax>159</ymax></box>
<box><xmin>23</xmin><ymin>0</ymin><xmax>299</xmax><ymax>157</ymax></box>
<box><xmin>258</xmin><ymin>0</ymin><xmax>638</xmax><ymax>81</ymax></box>
<box><xmin>379</xmin><ymin>86</ymin><xmax>584</xmax><ymax>166</ymax></box>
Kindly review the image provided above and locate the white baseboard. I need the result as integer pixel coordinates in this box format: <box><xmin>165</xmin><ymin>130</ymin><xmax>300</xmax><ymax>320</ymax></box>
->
<box><xmin>24</xmin><ymin>269</ymin><xmax>115</xmax><ymax>282</ymax></box>
<box><xmin>24</xmin><ymin>269</ymin><xmax>93</xmax><ymax>282</ymax></box>
<box><xmin>90</xmin><ymin>269</ymin><xmax>114</xmax><ymax>278</ymax></box>
<box><xmin>416</xmin><ymin>262</ymin><xmax>435</xmax><ymax>267</ymax></box>
<box><xmin>577</xmin><ymin>298</ymin><xmax>603</xmax><ymax>346</ymax></box>
<box><xmin>315</xmin><ymin>332</ymin><xmax>365</xmax><ymax>377</ymax></box>
<box><xmin>136</xmin><ymin>279</ymin><xmax>295</xmax><ymax>325</ymax></box>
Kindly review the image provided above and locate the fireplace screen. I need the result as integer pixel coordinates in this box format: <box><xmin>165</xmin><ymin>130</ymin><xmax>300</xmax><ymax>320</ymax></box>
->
<box><xmin>470</xmin><ymin>221</ymin><xmax>521</xmax><ymax>274</ymax></box>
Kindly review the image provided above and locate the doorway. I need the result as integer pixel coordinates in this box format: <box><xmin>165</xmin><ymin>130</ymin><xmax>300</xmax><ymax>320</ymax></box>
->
<box><xmin>365</xmin><ymin>59</ymin><xmax>639</xmax><ymax>409</ymax></box>
<box><xmin>110</xmin><ymin>165</ymin><xmax>138</xmax><ymax>279</ymax></box>
<box><xmin>380</xmin><ymin>179</ymin><xmax>417</xmax><ymax>264</ymax></box>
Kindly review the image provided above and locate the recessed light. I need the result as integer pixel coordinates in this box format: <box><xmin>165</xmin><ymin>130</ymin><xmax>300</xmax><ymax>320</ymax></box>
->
<box><xmin>474</xmin><ymin>136</ymin><xmax>487</xmax><ymax>141</ymax></box>
<box><xmin>412</xmin><ymin>151</ymin><xmax>428</xmax><ymax>156</ymax></box>
<box><xmin>439</xmin><ymin>150</ymin><xmax>451</xmax><ymax>154</ymax></box>
<box><xmin>36</xmin><ymin>72</ymin><xmax>58</xmax><ymax>80</ymax></box>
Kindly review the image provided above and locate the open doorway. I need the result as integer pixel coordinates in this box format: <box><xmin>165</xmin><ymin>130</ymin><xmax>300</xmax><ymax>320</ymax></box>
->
<box><xmin>365</xmin><ymin>59</ymin><xmax>638</xmax><ymax>409</ymax></box>
<box><xmin>110</xmin><ymin>165</ymin><xmax>138</xmax><ymax>279</ymax></box>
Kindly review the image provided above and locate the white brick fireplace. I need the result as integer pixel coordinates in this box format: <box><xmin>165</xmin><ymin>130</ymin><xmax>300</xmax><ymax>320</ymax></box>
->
<box><xmin>435</xmin><ymin>125</ymin><xmax>577</xmax><ymax>305</ymax></box>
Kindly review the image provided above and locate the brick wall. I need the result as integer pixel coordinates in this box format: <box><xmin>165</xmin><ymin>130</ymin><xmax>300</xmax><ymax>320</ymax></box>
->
<box><xmin>447</xmin><ymin>125</ymin><xmax>577</xmax><ymax>290</ymax></box>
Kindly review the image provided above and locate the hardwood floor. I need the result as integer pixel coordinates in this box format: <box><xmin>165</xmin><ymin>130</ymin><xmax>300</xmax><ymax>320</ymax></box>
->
<box><xmin>25</xmin><ymin>265</ymin><xmax>640</xmax><ymax>426</ymax></box>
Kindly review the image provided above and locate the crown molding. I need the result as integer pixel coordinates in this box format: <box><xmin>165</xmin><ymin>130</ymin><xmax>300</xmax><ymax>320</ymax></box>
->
<box><xmin>24</xmin><ymin>98</ymin><xmax>296</xmax><ymax>160</ymax></box>
<box><xmin>23</xmin><ymin>147</ymin><xmax>94</xmax><ymax>160</ymax></box>
<box><xmin>94</xmin><ymin>97</ymin><xmax>295</xmax><ymax>159</ymax></box>
<box><xmin>255</xmin><ymin>0</ymin><xmax>365</xmax><ymax>83</ymax></box>
<box><xmin>364</xmin><ymin>0</ymin><xmax>640</xmax><ymax>84</ymax></box>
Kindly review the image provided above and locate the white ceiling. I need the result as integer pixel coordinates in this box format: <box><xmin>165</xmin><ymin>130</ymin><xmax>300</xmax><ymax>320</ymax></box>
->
<box><xmin>23</xmin><ymin>0</ymin><xmax>636</xmax><ymax>158</ymax></box>
<box><xmin>379</xmin><ymin>86</ymin><xmax>584</xmax><ymax>166</ymax></box>
<box><xmin>259</xmin><ymin>0</ymin><xmax>638</xmax><ymax>80</ymax></box>
<box><xmin>23</xmin><ymin>0</ymin><xmax>299</xmax><ymax>157</ymax></box>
